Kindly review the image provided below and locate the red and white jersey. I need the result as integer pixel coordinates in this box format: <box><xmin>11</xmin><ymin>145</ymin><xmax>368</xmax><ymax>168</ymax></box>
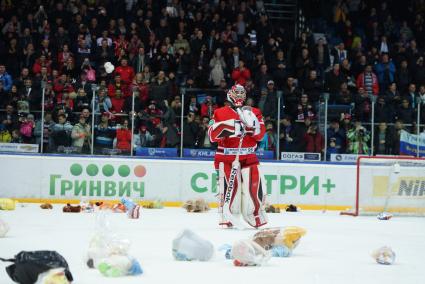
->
<box><xmin>208</xmin><ymin>106</ymin><xmax>265</xmax><ymax>164</ymax></box>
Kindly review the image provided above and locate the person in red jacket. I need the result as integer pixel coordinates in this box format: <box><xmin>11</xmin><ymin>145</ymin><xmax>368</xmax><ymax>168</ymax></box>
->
<box><xmin>303</xmin><ymin>123</ymin><xmax>324</xmax><ymax>153</ymax></box>
<box><xmin>115</xmin><ymin>58</ymin><xmax>135</xmax><ymax>85</ymax></box>
<box><xmin>208</xmin><ymin>84</ymin><xmax>267</xmax><ymax>228</ymax></box>
<box><xmin>200</xmin><ymin>96</ymin><xmax>218</xmax><ymax>118</ymax></box>
<box><xmin>115</xmin><ymin>119</ymin><xmax>132</xmax><ymax>153</ymax></box>
<box><xmin>356</xmin><ymin>65</ymin><xmax>379</xmax><ymax>96</ymax></box>
<box><xmin>231</xmin><ymin>60</ymin><xmax>251</xmax><ymax>87</ymax></box>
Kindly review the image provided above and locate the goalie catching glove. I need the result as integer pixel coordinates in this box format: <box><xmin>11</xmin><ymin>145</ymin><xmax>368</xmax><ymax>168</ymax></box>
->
<box><xmin>236</xmin><ymin>106</ymin><xmax>260</xmax><ymax>136</ymax></box>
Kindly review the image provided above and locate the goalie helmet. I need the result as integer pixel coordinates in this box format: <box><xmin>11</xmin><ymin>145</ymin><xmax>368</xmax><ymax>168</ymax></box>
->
<box><xmin>227</xmin><ymin>84</ymin><xmax>246</xmax><ymax>107</ymax></box>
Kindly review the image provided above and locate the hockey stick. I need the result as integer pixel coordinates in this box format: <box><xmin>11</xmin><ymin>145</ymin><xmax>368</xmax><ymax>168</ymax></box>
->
<box><xmin>221</xmin><ymin>132</ymin><xmax>247</xmax><ymax>229</ymax></box>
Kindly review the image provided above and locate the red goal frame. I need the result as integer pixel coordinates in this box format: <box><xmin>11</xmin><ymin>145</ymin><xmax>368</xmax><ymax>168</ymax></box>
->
<box><xmin>340</xmin><ymin>155</ymin><xmax>425</xmax><ymax>216</ymax></box>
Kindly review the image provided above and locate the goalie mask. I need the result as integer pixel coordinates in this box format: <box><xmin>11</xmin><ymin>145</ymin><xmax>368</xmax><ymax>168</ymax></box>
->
<box><xmin>227</xmin><ymin>84</ymin><xmax>246</xmax><ymax>107</ymax></box>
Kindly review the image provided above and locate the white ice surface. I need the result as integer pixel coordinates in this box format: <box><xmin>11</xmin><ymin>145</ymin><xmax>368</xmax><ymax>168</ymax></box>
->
<box><xmin>1</xmin><ymin>204</ymin><xmax>425</xmax><ymax>284</ymax></box>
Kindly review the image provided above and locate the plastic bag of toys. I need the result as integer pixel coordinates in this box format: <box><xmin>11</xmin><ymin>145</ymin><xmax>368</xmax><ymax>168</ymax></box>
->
<box><xmin>232</xmin><ymin>239</ymin><xmax>271</xmax><ymax>266</ymax></box>
<box><xmin>252</xmin><ymin>227</ymin><xmax>306</xmax><ymax>257</ymax></box>
<box><xmin>0</xmin><ymin>217</ymin><xmax>9</xmax><ymax>237</ymax></box>
<box><xmin>372</xmin><ymin>246</ymin><xmax>395</xmax><ymax>265</ymax></box>
<box><xmin>86</xmin><ymin>211</ymin><xmax>143</xmax><ymax>277</ymax></box>
<box><xmin>172</xmin><ymin>229</ymin><xmax>214</xmax><ymax>261</ymax></box>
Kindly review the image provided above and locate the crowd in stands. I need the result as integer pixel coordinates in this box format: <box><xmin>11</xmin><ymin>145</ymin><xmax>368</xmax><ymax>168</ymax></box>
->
<box><xmin>0</xmin><ymin>0</ymin><xmax>424</xmax><ymax>158</ymax></box>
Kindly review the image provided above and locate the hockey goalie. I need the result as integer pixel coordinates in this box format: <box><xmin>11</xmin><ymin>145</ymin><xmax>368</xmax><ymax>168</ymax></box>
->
<box><xmin>208</xmin><ymin>84</ymin><xmax>268</xmax><ymax>228</ymax></box>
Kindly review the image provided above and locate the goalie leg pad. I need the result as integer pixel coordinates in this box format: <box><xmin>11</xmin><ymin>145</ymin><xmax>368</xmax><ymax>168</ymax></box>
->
<box><xmin>218</xmin><ymin>162</ymin><xmax>242</xmax><ymax>226</ymax></box>
<box><xmin>241</xmin><ymin>165</ymin><xmax>268</xmax><ymax>228</ymax></box>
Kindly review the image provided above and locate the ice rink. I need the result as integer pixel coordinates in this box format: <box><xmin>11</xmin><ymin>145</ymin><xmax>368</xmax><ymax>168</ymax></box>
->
<box><xmin>1</xmin><ymin>204</ymin><xmax>425</xmax><ymax>284</ymax></box>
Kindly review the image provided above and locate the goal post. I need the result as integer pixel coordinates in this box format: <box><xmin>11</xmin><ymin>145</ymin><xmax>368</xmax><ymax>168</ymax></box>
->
<box><xmin>341</xmin><ymin>156</ymin><xmax>425</xmax><ymax>216</ymax></box>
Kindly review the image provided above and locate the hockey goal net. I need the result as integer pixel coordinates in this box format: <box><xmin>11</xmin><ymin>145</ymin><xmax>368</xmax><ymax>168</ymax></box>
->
<box><xmin>341</xmin><ymin>156</ymin><xmax>425</xmax><ymax>216</ymax></box>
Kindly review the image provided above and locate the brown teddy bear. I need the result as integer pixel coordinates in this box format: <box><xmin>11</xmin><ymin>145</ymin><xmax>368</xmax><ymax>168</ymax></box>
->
<box><xmin>40</xmin><ymin>203</ymin><xmax>53</xmax><ymax>209</ymax></box>
<box><xmin>265</xmin><ymin>204</ymin><xmax>281</xmax><ymax>213</ymax></box>
<box><xmin>63</xmin><ymin>203</ymin><xmax>81</xmax><ymax>213</ymax></box>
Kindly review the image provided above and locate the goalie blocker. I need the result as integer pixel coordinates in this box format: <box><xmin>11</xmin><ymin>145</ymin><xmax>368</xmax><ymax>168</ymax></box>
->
<box><xmin>208</xmin><ymin>98</ymin><xmax>267</xmax><ymax>228</ymax></box>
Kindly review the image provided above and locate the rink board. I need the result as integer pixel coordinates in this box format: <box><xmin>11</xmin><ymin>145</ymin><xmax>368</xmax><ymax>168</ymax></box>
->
<box><xmin>0</xmin><ymin>154</ymin><xmax>358</xmax><ymax>210</ymax></box>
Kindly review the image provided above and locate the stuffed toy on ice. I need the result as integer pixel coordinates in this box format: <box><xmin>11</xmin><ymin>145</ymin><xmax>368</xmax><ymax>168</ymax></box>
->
<box><xmin>0</xmin><ymin>198</ymin><xmax>16</xmax><ymax>210</ymax></box>
<box><xmin>265</xmin><ymin>204</ymin><xmax>281</xmax><ymax>213</ymax></box>
<box><xmin>182</xmin><ymin>199</ymin><xmax>209</xmax><ymax>213</ymax></box>
<box><xmin>120</xmin><ymin>198</ymin><xmax>140</xmax><ymax>219</ymax></box>
<box><xmin>40</xmin><ymin>203</ymin><xmax>53</xmax><ymax>209</ymax></box>
<box><xmin>35</xmin><ymin>268</ymin><xmax>70</xmax><ymax>284</ymax></box>
<box><xmin>62</xmin><ymin>203</ymin><xmax>81</xmax><ymax>213</ymax></box>
<box><xmin>253</xmin><ymin>226</ymin><xmax>306</xmax><ymax>257</ymax></box>
<box><xmin>143</xmin><ymin>200</ymin><xmax>164</xmax><ymax>209</ymax></box>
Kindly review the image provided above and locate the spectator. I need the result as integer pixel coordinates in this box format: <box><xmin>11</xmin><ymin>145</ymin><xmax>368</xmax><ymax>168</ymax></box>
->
<box><xmin>131</xmin><ymin>47</ymin><xmax>150</xmax><ymax>74</ymax></box>
<box><xmin>71</xmin><ymin>115</ymin><xmax>91</xmax><ymax>153</ymax></box>
<box><xmin>347</xmin><ymin>119</ymin><xmax>370</xmax><ymax>155</ymax></box>
<box><xmin>94</xmin><ymin>113</ymin><xmax>115</xmax><ymax>154</ymax></box>
<box><xmin>175</xmin><ymin>48</ymin><xmax>191</xmax><ymax>87</ymax></box>
<box><xmin>385</xmin><ymin>82</ymin><xmax>402</xmax><ymax>107</ymax></box>
<box><xmin>197</xmin><ymin>116</ymin><xmax>213</xmax><ymax>149</ymax></box>
<box><xmin>303</xmin><ymin>70</ymin><xmax>323</xmax><ymax>103</ymax></box>
<box><xmin>200</xmin><ymin>96</ymin><xmax>217</xmax><ymax>119</ymax></box>
<box><xmin>297</xmin><ymin>94</ymin><xmax>315</xmax><ymax>122</ymax></box>
<box><xmin>283</xmin><ymin>77</ymin><xmax>301</xmax><ymax>118</ymax></box>
<box><xmin>390</xmin><ymin>119</ymin><xmax>405</xmax><ymax>155</ymax></box>
<box><xmin>279</xmin><ymin>115</ymin><xmax>303</xmax><ymax>152</ymax></box>
<box><xmin>405</xmin><ymin>83</ymin><xmax>418</xmax><ymax>108</ymax></box>
<box><xmin>312</xmin><ymin>38</ymin><xmax>331</xmax><ymax>78</ymax></box>
<box><xmin>134</xmin><ymin>125</ymin><xmax>155</xmax><ymax>148</ymax></box>
<box><xmin>395</xmin><ymin>98</ymin><xmax>415</xmax><ymax>127</ymax></box>
<box><xmin>374</xmin><ymin>122</ymin><xmax>393</xmax><ymax>155</ymax></box>
<box><xmin>354</xmin><ymin>87</ymin><xmax>372</xmax><ymax>122</ymax></box>
<box><xmin>183</xmin><ymin>112</ymin><xmax>199</xmax><ymax>148</ymax></box>
<box><xmin>231</xmin><ymin>60</ymin><xmax>251</xmax><ymax>87</ymax></box>
<box><xmin>51</xmin><ymin>114</ymin><xmax>73</xmax><ymax>151</ymax></box>
<box><xmin>0</xmin><ymin>123</ymin><xmax>11</xmax><ymax>143</ymax></box>
<box><xmin>115</xmin><ymin>119</ymin><xmax>132</xmax><ymax>154</ymax></box>
<box><xmin>0</xmin><ymin>64</ymin><xmax>12</xmax><ymax>93</ymax></box>
<box><xmin>295</xmin><ymin>48</ymin><xmax>315</xmax><ymax>85</ymax></box>
<box><xmin>115</xmin><ymin>58</ymin><xmax>135</xmax><ymax>86</ymax></box>
<box><xmin>255</xmin><ymin>64</ymin><xmax>273</xmax><ymax>92</ymax></box>
<box><xmin>92</xmin><ymin>88</ymin><xmax>112</xmax><ymax>115</ymax></box>
<box><xmin>325</xmin><ymin>64</ymin><xmax>346</xmax><ymax>103</ymax></box>
<box><xmin>374</xmin><ymin>54</ymin><xmax>396</xmax><ymax>93</ymax></box>
<box><xmin>374</xmin><ymin>96</ymin><xmax>394</xmax><ymax>123</ymax></box>
<box><xmin>261</xmin><ymin>81</ymin><xmax>278</xmax><ymax>120</ymax></box>
<box><xmin>271</xmin><ymin>50</ymin><xmax>288</xmax><ymax>89</ymax></box>
<box><xmin>19</xmin><ymin>113</ymin><xmax>35</xmax><ymax>143</ymax></box>
<box><xmin>356</xmin><ymin>65</ymin><xmax>379</xmax><ymax>96</ymax></box>
<box><xmin>34</xmin><ymin>112</ymin><xmax>55</xmax><ymax>152</ymax></box>
<box><xmin>303</xmin><ymin>123</ymin><xmax>324</xmax><ymax>154</ymax></box>
<box><xmin>336</xmin><ymin>82</ymin><xmax>353</xmax><ymax>105</ymax></box>
<box><xmin>327</xmin><ymin>118</ymin><xmax>346</xmax><ymax>155</ymax></box>
<box><xmin>259</xmin><ymin>121</ymin><xmax>277</xmax><ymax>151</ymax></box>
<box><xmin>209</xmin><ymin>48</ymin><xmax>226</xmax><ymax>87</ymax></box>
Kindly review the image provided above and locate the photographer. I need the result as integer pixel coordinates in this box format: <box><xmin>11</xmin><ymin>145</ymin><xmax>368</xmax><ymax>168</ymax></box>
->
<box><xmin>347</xmin><ymin>119</ymin><xmax>370</xmax><ymax>155</ymax></box>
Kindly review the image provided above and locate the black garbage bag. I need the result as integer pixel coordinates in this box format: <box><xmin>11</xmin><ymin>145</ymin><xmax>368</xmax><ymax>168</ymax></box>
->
<box><xmin>0</xmin><ymin>250</ymin><xmax>73</xmax><ymax>284</ymax></box>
